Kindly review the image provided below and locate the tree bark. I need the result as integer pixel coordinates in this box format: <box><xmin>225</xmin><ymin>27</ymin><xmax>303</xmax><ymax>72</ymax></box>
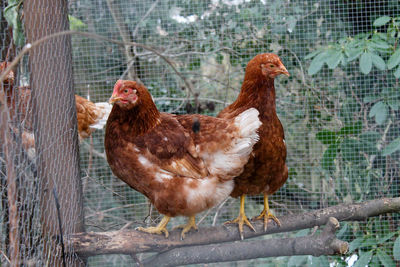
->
<box><xmin>142</xmin><ymin>217</ymin><xmax>348</xmax><ymax>266</ymax></box>
<box><xmin>0</xmin><ymin>108</ymin><xmax>20</xmax><ymax>267</ymax></box>
<box><xmin>23</xmin><ymin>0</ymin><xmax>85</xmax><ymax>266</ymax></box>
<box><xmin>69</xmin><ymin>197</ymin><xmax>400</xmax><ymax>257</ymax></box>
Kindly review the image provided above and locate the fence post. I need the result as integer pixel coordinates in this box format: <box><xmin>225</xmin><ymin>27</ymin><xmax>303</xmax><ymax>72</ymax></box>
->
<box><xmin>23</xmin><ymin>0</ymin><xmax>86</xmax><ymax>265</ymax></box>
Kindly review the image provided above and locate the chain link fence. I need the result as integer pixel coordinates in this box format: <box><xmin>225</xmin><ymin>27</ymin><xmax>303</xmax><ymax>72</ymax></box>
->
<box><xmin>1</xmin><ymin>0</ymin><xmax>400</xmax><ymax>266</ymax></box>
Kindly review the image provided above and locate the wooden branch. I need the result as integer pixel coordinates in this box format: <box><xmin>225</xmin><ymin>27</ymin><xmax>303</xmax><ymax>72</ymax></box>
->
<box><xmin>69</xmin><ymin>197</ymin><xmax>400</xmax><ymax>256</ymax></box>
<box><xmin>105</xmin><ymin>0</ymin><xmax>140</xmax><ymax>82</ymax></box>
<box><xmin>142</xmin><ymin>217</ymin><xmax>348</xmax><ymax>266</ymax></box>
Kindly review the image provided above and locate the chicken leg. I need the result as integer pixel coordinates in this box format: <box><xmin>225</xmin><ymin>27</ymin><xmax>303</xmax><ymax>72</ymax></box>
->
<box><xmin>224</xmin><ymin>194</ymin><xmax>256</xmax><ymax>240</ymax></box>
<box><xmin>136</xmin><ymin>215</ymin><xmax>170</xmax><ymax>237</ymax></box>
<box><xmin>172</xmin><ymin>216</ymin><xmax>198</xmax><ymax>239</ymax></box>
<box><xmin>253</xmin><ymin>193</ymin><xmax>281</xmax><ymax>231</ymax></box>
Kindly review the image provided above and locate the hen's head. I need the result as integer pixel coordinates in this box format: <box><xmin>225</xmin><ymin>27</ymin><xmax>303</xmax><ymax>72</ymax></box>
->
<box><xmin>109</xmin><ymin>80</ymin><xmax>153</xmax><ymax>110</ymax></box>
<box><xmin>244</xmin><ymin>53</ymin><xmax>289</xmax><ymax>81</ymax></box>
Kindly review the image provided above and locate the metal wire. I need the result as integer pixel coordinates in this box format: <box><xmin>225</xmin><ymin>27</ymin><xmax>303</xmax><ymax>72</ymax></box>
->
<box><xmin>1</xmin><ymin>0</ymin><xmax>399</xmax><ymax>266</ymax></box>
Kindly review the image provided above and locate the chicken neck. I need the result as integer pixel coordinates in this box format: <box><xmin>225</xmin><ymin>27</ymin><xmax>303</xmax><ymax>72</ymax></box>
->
<box><xmin>229</xmin><ymin>78</ymin><xmax>277</xmax><ymax>120</ymax></box>
<box><xmin>109</xmin><ymin>100</ymin><xmax>161</xmax><ymax>137</ymax></box>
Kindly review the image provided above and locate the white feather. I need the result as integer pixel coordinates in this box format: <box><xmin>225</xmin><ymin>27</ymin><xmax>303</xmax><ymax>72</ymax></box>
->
<box><xmin>206</xmin><ymin>108</ymin><xmax>261</xmax><ymax>177</ymax></box>
<box><xmin>89</xmin><ymin>102</ymin><xmax>113</xmax><ymax>130</ymax></box>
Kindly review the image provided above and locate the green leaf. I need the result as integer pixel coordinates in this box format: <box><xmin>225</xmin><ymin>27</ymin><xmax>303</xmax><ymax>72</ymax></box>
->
<box><xmin>376</xmin><ymin>249</ymin><xmax>396</xmax><ymax>267</ymax></box>
<box><xmin>394</xmin><ymin>236</ymin><xmax>400</xmax><ymax>260</ymax></box>
<box><xmin>370</xmin><ymin>53</ymin><xmax>386</xmax><ymax>70</ymax></box>
<box><xmin>387</xmin><ymin>99</ymin><xmax>400</xmax><ymax>111</ymax></box>
<box><xmin>360</xmin><ymin>141</ymin><xmax>379</xmax><ymax>155</ymax></box>
<box><xmin>307</xmin><ymin>256</ymin><xmax>321</xmax><ymax>267</ymax></box>
<box><xmin>373</xmin><ymin>16</ymin><xmax>391</xmax><ymax>27</ymax></box>
<box><xmin>318</xmin><ymin>256</ymin><xmax>330</xmax><ymax>267</ymax></box>
<box><xmin>394</xmin><ymin>65</ymin><xmax>400</xmax><ymax>79</ymax></box>
<box><xmin>336</xmin><ymin>223</ymin><xmax>348</xmax><ymax>239</ymax></box>
<box><xmin>345</xmin><ymin>47</ymin><xmax>363</xmax><ymax>61</ymax></box>
<box><xmin>4</xmin><ymin>2</ymin><xmax>25</xmax><ymax>46</ymax></box>
<box><xmin>377</xmin><ymin>231</ymin><xmax>397</xmax><ymax>244</ymax></box>
<box><xmin>68</xmin><ymin>15</ymin><xmax>87</xmax><ymax>30</ymax></box>
<box><xmin>369</xmin><ymin>37</ymin><xmax>391</xmax><ymax>49</ymax></box>
<box><xmin>316</xmin><ymin>130</ymin><xmax>337</xmax><ymax>145</ymax></box>
<box><xmin>370</xmin><ymin>254</ymin><xmax>381</xmax><ymax>267</ymax></box>
<box><xmin>390</xmin><ymin>28</ymin><xmax>397</xmax><ymax>38</ymax></box>
<box><xmin>288</xmin><ymin>255</ymin><xmax>308</xmax><ymax>267</ymax></box>
<box><xmin>341</xmin><ymin>138</ymin><xmax>363</xmax><ymax>163</ymax></box>
<box><xmin>322</xmin><ymin>144</ymin><xmax>338</xmax><ymax>171</ymax></box>
<box><xmin>359</xmin><ymin>131</ymin><xmax>380</xmax><ymax>155</ymax></box>
<box><xmin>338</xmin><ymin>121</ymin><xmax>362</xmax><ymax>136</ymax></box>
<box><xmin>308</xmin><ymin>51</ymin><xmax>327</xmax><ymax>75</ymax></box>
<box><xmin>382</xmin><ymin>137</ymin><xmax>400</xmax><ymax>156</ymax></box>
<box><xmin>387</xmin><ymin>49</ymin><xmax>400</xmax><ymax>70</ymax></box>
<box><xmin>360</xmin><ymin>52</ymin><xmax>373</xmax><ymax>74</ymax></box>
<box><xmin>362</xmin><ymin>236</ymin><xmax>377</xmax><ymax>247</ymax></box>
<box><xmin>369</xmin><ymin>101</ymin><xmax>388</xmax><ymax>125</ymax></box>
<box><xmin>349</xmin><ymin>237</ymin><xmax>364</xmax><ymax>253</ymax></box>
<box><xmin>326</xmin><ymin>50</ymin><xmax>343</xmax><ymax>69</ymax></box>
<box><xmin>359</xmin><ymin>131</ymin><xmax>381</xmax><ymax>143</ymax></box>
<box><xmin>305</xmin><ymin>50</ymin><xmax>320</xmax><ymax>60</ymax></box>
<box><xmin>354</xmin><ymin>251</ymin><xmax>373</xmax><ymax>267</ymax></box>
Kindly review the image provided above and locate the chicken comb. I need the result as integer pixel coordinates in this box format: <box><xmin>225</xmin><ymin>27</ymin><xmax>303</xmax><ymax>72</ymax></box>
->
<box><xmin>113</xmin><ymin>80</ymin><xmax>124</xmax><ymax>92</ymax></box>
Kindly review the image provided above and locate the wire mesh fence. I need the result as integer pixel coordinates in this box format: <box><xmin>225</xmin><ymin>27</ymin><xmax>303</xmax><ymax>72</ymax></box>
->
<box><xmin>1</xmin><ymin>0</ymin><xmax>400</xmax><ymax>266</ymax></box>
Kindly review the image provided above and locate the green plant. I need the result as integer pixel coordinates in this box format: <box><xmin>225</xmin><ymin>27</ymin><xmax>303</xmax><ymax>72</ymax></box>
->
<box><xmin>306</xmin><ymin>16</ymin><xmax>400</xmax><ymax>78</ymax></box>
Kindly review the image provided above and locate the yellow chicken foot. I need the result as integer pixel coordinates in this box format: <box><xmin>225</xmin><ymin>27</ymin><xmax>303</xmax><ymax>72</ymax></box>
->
<box><xmin>136</xmin><ymin>215</ymin><xmax>170</xmax><ymax>238</ymax></box>
<box><xmin>224</xmin><ymin>194</ymin><xmax>255</xmax><ymax>240</ymax></box>
<box><xmin>172</xmin><ymin>216</ymin><xmax>198</xmax><ymax>239</ymax></box>
<box><xmin>253</xmin><ymin>193</ymin><xmax>281</xmax><ymax>231</ymax></box>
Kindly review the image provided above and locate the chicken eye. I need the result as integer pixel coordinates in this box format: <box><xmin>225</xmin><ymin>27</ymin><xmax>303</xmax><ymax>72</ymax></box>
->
<box><xmin>269</xmin><ymin>64</ymin><xmax>275</xmax><ymax>68</ymax></box>
<box><xmin>123</xmin><ymin>89</ymin><xmax>129</xmax><ymax>94</ymax></box>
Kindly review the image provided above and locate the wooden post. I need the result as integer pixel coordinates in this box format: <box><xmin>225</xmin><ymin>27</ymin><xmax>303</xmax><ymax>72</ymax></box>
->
<box><xmin>23</xmin><ymin>0</ymin><xmax>85</xmax><ymax>266</ymax></box>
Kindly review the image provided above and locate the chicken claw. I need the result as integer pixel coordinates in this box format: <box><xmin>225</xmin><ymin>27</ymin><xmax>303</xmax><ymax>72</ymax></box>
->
<box><xmin>224</xmin><ymin>194</ymin><xmax>256</xmax><ymax>240</ymax></box>
<box><xmin>172</xmin><ymin>216</ymin><xmax>198</xmax><ymax>239</ymax></box>
<box><xmin>136</xmin><ymin>216</ymin><xmax>170</xmax><ymax>238</ymax></box>
<box><xmin>252</xmin><ymin>193</ymin><xmax>281</xmax><ymax>231</ymax></box>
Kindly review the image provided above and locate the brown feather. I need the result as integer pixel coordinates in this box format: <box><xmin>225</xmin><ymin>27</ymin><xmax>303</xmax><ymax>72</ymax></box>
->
<box><xmin>1</xmin><ymin>61</ymin><xmax>110</xmax><ymax>142</ymax></box>
<box><xmin>104</xmin><ymin>80</ymin><xmax>261</xmax><ymax>217</ymax></box>
<box><xmin>218</xmin><ymin>53</ymin><xmax>288</xmax><ymax>197</ymax></box>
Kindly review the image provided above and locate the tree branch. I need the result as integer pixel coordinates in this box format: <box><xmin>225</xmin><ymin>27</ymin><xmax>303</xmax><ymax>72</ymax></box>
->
<box><xmin>0</xmin><ymin>30</ymin><xmax>195</xmax><ymax>105</ymax></box>
<box><xmin>68</xmin><ymin>197</ymin><xmax>400</xmax><ymax>256</ymax></box>
<box><xmin>142</xmin><ymin>217</ymin><xmax>348</xmax><ymax>266</ymax></box>
<box><xmin>105</xmin><ymin>0</ymin><xmax>141</xmax><ymax>82</ymax></box>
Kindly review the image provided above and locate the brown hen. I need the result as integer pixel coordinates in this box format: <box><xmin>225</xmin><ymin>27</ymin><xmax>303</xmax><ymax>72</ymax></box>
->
<box><xmin>218</xmin><ymin>53</ymin><xmax>289</xmax><ymax>239</ymax></box>
<box><xmin>0</xmin><ymin>62</ymin><xmax>111</xmax><ymax>146</ymax></box>
<box><xmin>104</xmin><ymin>80</ymin><xmax>261</xmax><ymax>239</ymax></box>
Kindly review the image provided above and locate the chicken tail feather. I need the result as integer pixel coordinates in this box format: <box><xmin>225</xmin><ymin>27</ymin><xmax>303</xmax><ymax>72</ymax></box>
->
<box><xmin>89</xmin><ymin>102</ymin><xmax>113</xmax><ymax>130</ymax></box>
<box><xmin>234</xmin><ymin>108</ymin><xmax>261</xmax><ymax>141</ymax></box>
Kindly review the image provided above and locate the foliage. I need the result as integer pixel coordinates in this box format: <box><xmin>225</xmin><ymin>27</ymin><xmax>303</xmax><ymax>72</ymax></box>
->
<box><xmin>1</xmin><ymin>0</ymin><xmax>400</xmax><ymax>266</ymax></box>
<box><xmin>306</xmin><ymin>16</ymin><xmax>400</xmax><ymax>77</ymax></box>
<box><xmin>4</xmin><ymin>0</ymin><xmax>24</xmax><ymax>46</ymax></box>
<box><xmin>307</xmin><ymin>14</ymin><xmax>400</xmax><ymax>266</ymax></box>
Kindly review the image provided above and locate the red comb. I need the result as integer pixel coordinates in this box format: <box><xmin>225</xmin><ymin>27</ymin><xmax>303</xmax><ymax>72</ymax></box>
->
<box><xmin>113</xmin><ymin>80</ymin><xmax>123</xmax><ymax>92</ymax></box>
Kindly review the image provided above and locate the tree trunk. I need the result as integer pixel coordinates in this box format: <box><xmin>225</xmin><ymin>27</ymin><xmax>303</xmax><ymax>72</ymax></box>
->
<box><xmin>23</xmin><ymin>1</ymin><xmax>85</xmax><ymax>266</ymax></box>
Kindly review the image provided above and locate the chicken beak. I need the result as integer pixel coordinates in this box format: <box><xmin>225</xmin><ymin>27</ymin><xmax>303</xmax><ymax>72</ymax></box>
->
<box><xmin>109</xmin><ymin>94</ymin><xmax>122</xmax><ymax>104</ymax></box>
<box><xmin>279</xmin><ymin>65</ymin><xmax>290</xmax><ymax>77</ymax></box>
